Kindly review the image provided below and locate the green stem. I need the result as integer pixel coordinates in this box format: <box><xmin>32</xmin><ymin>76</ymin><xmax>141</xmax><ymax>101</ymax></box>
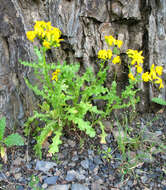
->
<box><xmin>42</xmin><ymin>47</ymin><xmax>54</xmax><ymax>91</ymax></box>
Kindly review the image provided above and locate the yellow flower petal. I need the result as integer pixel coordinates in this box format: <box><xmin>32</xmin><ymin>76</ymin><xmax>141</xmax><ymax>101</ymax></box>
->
<box><xmin>126</xmin><ymin>49</ymin><xmax>144</xmax><ymax>65</ymax></box>
<box><xmin>112</xmin><ymin>56</ymin><xmax>121</xmax><ymax>64</ymax></box>
<box><xmin>105</xmin><ymin>35</ymin><xmax>116</xmax><ymax>46</ymax></box>
<box><xmin>98</xmin><ymin>49</ymin><xmax>108</xmax><ymax>60</ymax></box>
<box><xmin>115</xmin><ymin>40</ymin><xmax>123</xmax><ymax>48</ymax></box>
<box><xmin>155</xmin><ymin>66</ymin><xmax>163</xmax><ymax>76</ymax></box>
<box><xmin>107</xmin><ymin>49</ymin><xmax>112</xmax><ymax>59</ymax></box>
<box><xmin>142</xmin><ymin>72</ymin><xmax>151</xmax><ymax>82</ymax></box>
<box><xmin>136</xmin><ymin>65</ymin><xmax>143</xmax><ymax>73</ymax></box>
<box><xmin>43</xmin><ymin>40</ymin><xmax>51</xmax><ymax>49</ymax></box>
<box><xmin>128</xmin><ymin>73</ymin><xmax>135</xmax><ymax>80</ymax></box>
<box><xmin>52</xmin><ymin>69</ymin><xmax>60</xmax><ymax>81</ymax></box>
<box><xmin>26</xmin><ymin>31</ymin><xmax>36</xmax><ymax>42</ymax></box>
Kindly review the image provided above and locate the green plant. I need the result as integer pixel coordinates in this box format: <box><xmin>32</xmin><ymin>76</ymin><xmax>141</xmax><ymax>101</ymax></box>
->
<box><xmin>21</xmin><ymin>21</ymin><xmax>165</xmax><ymax>159</ymax></box>
<box><xmin>115</xmin><ymin>116</ymin><xmax>140</xmax><ymax>159</ymax></box>
<box><xmin>21</xmin><ymin>21</ymin><xmax>106</xmax><ymax>158</ymax></box>
<box><xmin>52</xmin><ymin>153</ymin><xmax>61</xmax><ymax>164</ymax></box>
<box><xmin>28</xmin><ymin>175</ymin><xmax>44</xmax><ymax>190</ymax></box>
<box><xmin>0</xmin><ymin>117</ymin><xmax>24</xmax><ymax>163</ymax></box>
<box><xmin>100</xmin><ymin>147</ymin><xmax>112</xmax><ymax>161</ymax></box>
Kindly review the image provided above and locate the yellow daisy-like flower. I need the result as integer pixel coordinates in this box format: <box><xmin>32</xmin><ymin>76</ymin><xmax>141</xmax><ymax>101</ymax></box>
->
<box><xmin>27</xmin><ymin>21</ymin><xmax>64</xmax><ymax>49</ymax></box>
<box><xmin>126</xmin><ymin>49</ymin><xmax>144</xmax><ymax>65</ymax></box>
<box><xmin>155</xmin><ymin>77</ymin><xmax>164</xmax><ymax>89</ymax></box>
<box><xmin>149</xmin><ymin>64</ymin><xmax>157</xmax><ymax>80</ymax></box>
<box><xmin>26</xmin><ymin>31</ymin><xmax>36</xmax><ymax>42</ymax></box>
<box><xmin>136</xmin><ymin>65</ymin><xmax>143</xmax><ymax>73</ymax></box>
<box><xmin>112</xmin><ymin>56</ymin><xmax>121</xmax><ymax>64</ymax></box>
<box><xmin>115</xmin><ymin>40</ymin><xmax>123</xmax><ymax>48</ymax></box>
<box><xmin>142</xmin><ymin>72</ymin><xmax>151</xmax><ymax>82</ymax></box>
<box><xmin>128</xmin><ymin>73</ymin><xmax>135</xmax><ymax>80</ymax></box>
<box><xmin>98</xmin><ymin>49</ymin><xmax>108</xmax><ymax>60</ymax></box>
<box><xmin>52</xmin><ymin>69</ymin><xmax>60</xmax><ymax>81</ymax></box>
<box><xmin>155</xmin><ymin>66</ymin><xmax>163</xmax><ymax>76</ymax></box>
<box><xmin>34</xmin><ymin>21</ymin><xmax>45</xmax><ymax>37</ymax></box>
<box><xmin>105</xmin><ymin>35</ymin><xmax>116</xmax><ymax>46</ymax></box>
<box><xmin>107</xmin><ymin>49</ymin><xmax>112</xmax><ymax>59</ymax></box>
<box><xmin>43</xmin><ymin>40</ymin><xmax>51</xmax><ymax>49</ymax></box>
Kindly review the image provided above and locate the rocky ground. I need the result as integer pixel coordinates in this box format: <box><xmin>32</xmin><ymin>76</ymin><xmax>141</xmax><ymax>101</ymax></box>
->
<box><xmin>0</xmin><ymin>111</ymin><xmax>166</xmax><ymax>190</ymax></box>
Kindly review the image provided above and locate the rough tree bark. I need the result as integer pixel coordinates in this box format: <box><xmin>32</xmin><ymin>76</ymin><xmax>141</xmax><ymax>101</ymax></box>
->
<box><xmin>0</xmin><ymin>0</ymin><xmax>165</xmax><ymax>128</ymax></box>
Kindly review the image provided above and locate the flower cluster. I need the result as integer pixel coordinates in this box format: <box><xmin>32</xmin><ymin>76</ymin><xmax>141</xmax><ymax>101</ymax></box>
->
<box><xmin>97</xmin><ymin>35</ymin><xmax>122</xmax><ymax>64</ymax></box>
<box><xmin>26</xmin><ymin>21</ymin><xmax>63</xmax><ymax>49</ymax></box>
<box><xmin>98</xmin><ymin>34</ymin><xmax>164</xmax><ymax>90</ymax></box>
<box><xmin>126</xmin><ymin>49</ymin><xmax>144</xmax><ymax>80</ymax></box>
<box><xmin>126</xmin><ymin>49</ymin><xmax>144</xmax><ymax>65</ymax></box>
<box><xmin>98</xmin><ymin>49</ymin><xmax>112</xmax><ymax>60</ymax></box>
<box><xmin>52</xmin><ymin>69</ymin><xmax>60</xmax><ymax>81</ymax></box>
<box><xmin>105</xmin><ymin>36</ymin><xmax>123</xmax><ymax>48</ymax></box>
<box><xmin>142</xmin><ymin>64</ymin><xmax>164</xmax><ymax>89</ymax></box>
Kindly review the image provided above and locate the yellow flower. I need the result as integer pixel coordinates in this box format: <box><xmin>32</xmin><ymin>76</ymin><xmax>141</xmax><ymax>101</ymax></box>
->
<box><xmin>128</xmin><ymin>73</ymin><xmax>135</xmax><ymax>80</ymax></box>
<box><xmin>98</xmin><ymin>49</ymin><xmax>108</xmax><ymax>60</ymax></box>
<box><xmin>52</xmin><ymin>69</ymin><xmax>60</xmax><ymax>81</ymax></box>
<box><xmin>126</xmin><ymin>49</ymin><xmax>144</xmax><ymax>65</ymax></box>
<box><xmin>107</xmin><ymin>49</ymin><xmax>112</xmax><ymax>59</ymax></box>
<box><xmin>149</xmin><ymin>64</ymin><xmax>157</xmax><ymax>80</ymax></box>
<box><xmin>105</xmin><ymin>35</ymin><xmax>116</xmax><ymax>46</ymax></box>
<box><xmin>112</xmin><ymin>56</ymin><xmax>121</xmax><ymax>64</ymax></box>
<box><xmin>27</xmin><ymin>21</ymin><xmax>64</xmax><ymax>48</ymax></box>
<box><xmin>155</xmin><ymin>66</ymin><xmax>163</xmax><ymax>76</ymax></box>
<box><xmin>155</xmin><ymin>77</ymin><xmax>164</xmax><ymax>89</ymax></box>
<box><xmin>26</xmin><ymin>31</ymin><xmax>36</xmax><ymax>42</ymax></box>
<box><xmin>142</xmin><ymin>72</ymin><xmax>151</xmax><ymax>82</ymax></box>
<box><xmin>34</xmin><ymin>21</ymin><xmax>45</xmax><ymax>37</ymax></box>
<box><xmin>136</xmin><ymin>65</ymin><xmax>143</xmax><ymax>73</ymax></box>
<box><xmin>115</xmin><ymin>40</ymin><xmax>123</xmax><ymax>48</ymax></box>
<box><xmin>43</xmin><ymin>40</ymin><xmax>51</xmax><ymax>49</ymax></box>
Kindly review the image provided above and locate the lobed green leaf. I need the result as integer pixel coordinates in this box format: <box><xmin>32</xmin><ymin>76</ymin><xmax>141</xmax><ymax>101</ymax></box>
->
<box><xmin>4</xmin><ymin>133</ymin><xmax>24</xmax><ymax>147</ymax></box>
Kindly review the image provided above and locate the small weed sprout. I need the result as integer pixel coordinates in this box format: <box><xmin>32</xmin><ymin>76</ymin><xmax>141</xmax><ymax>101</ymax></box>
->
<box><xmin>0</xmin><ymin>117</ymin><xmax>24</xmax><ymax>163</ymax></box>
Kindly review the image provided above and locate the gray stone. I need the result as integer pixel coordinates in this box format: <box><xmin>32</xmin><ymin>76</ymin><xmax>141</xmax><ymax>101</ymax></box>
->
<box><xmin>155</xmin><ymin>130</ymin><xmax>162</xmax><ymax>136</ymax></box>
<box><xmin>16</xmin><ymin>186</ymin><xmax>24</xmax><ymax>190</ymax></box>
<box><xmin>44</xmin><ymin>176</ymin><xmax>58</xmax><ymax>185</ymax></box>
<box><xmin>67</xmin><ymin>139</ymin><xmax>76</xmax><ymax>148</ymax></box>
<box><xmin>47</xmin><ymin>184</ymin><xmax>71</xmax><ymax>190</ymax></box>
<box><xmin>91</xmin><ymin>179</ymin><xmax>105</xmax><ymax>190</ymax></box>
<box><xmin>141</xmin><ymin>175</ymin><xmax>148</xmax><ymax>184</ymax></box>
<box><xmin>0</xmin><ymin>173</ymin><xmax>6</xmax><ymax>181</ymax></box>
<box><xmin>75</xmin><ymin>171</ymin><xmax>86</xmax><ymax>180</ymax></box>
<box><xmin>80</xmin><ymin>159</ymin><xmax>89</xmax><ymax>169</ymax></box>
<box><xmin>88</xmin><ymin>159</ymin><xmax>95</xmax><ymax>171</ymax></box>
<box><xmin>127</xmin><ymin>180</ymin><xmax>133</xmax><ymax>187</ymax></box>
<box><xmin>42</xmin><ymin>183</ymin><xmax>48</xmax><ymax>189</ymax></box>
<box><xmin>68</xmin><ymin>162</ymin><xmax>76</xmax><ymax>167</ymax></box>
<box><xmin>65</xmin><ymin>170</ymin><xmax>76</xmax><ymax>181</ymax></box>
<box><xmin>72</xmin><ymin>155</ymin><xmax>79</xmax><ymax>162</ymax></box>
<box><xmin>14</xmin><ymin>172</ymin><xmax>22</xmax><ymax>180</ymax></box>
<box><xmin>135</xmin><ymin>169</ymin><xmax>143</xmax><ymax>175</ymax></box>
<box><xmin>93</xmin><ymin>156</ymin><xmax>103</xmax><ymax>165</ymax></box>
<box><xmin>71</xmin><ymin>184</ymin><xmax>89</xmax><ymax>190</ymax></box>
<box><xmin>35</xmin><ymin>160</ymin><xmax>57</xmax><ymax>172</ymax></box>
<box><xmin>88</xmin><ymin>149</ymin><xmax>94</xmax><ymax>155</ymax></box>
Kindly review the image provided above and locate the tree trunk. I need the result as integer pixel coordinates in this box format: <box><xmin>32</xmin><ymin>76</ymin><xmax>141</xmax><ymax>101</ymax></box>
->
<box><xmin>0</xmin><ymin>0</ymin><xmax>165</xmax><ymax>127</ymax></box>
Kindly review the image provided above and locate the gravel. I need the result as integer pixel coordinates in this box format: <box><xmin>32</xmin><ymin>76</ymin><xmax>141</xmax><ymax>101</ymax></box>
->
<box><xmin>44</xmin><ymin>176</ymin><xmax>59</xmax><ymax>185</ymax></box>
<box><xmin>0</xmin><ymin>113</ymin><xmax>166</xmax><ymax>189</ymax></box>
